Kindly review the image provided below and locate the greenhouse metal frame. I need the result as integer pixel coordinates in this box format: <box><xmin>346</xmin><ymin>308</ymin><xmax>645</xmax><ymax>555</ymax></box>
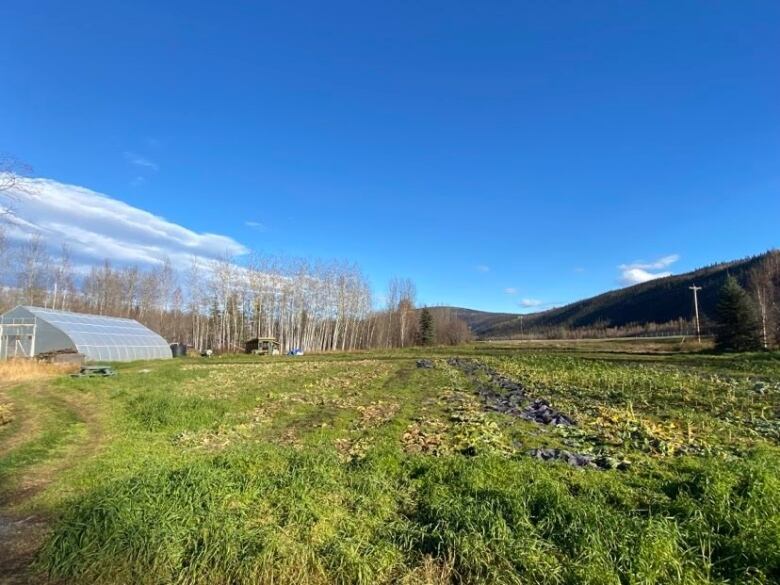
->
<box><xmin>0</xmin><ymin>306</ymin><xmax>172</xmax><ymax>362</ymax></box>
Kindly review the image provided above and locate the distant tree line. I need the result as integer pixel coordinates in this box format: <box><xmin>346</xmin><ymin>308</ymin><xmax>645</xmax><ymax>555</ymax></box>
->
<box><xmin>0</xmin><ymin>231</ymin><xmax>472</xmax><ymax>352</ymax></box>
<box><xmin>508</xmin><ymin>318</ymin><xmax>707</xmax><ymax>341</ymax></box>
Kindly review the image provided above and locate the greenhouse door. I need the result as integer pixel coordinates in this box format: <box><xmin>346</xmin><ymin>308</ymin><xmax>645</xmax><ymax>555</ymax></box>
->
<box><xmin>0</xmin><ymin>323</ymin><xmax>37</xmax><ymax>360</ymax></box>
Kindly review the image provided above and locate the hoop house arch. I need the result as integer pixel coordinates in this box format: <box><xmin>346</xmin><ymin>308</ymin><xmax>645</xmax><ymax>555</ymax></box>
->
<box><xmin>0</xmin><ymin>306</ymin><xmax>171</xmax><ymax>361</ymax></box>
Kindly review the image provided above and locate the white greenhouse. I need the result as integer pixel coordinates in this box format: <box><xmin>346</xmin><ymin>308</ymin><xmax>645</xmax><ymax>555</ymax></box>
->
<box><xmin>0</xmin><ymin>306</ymin><xmax>171</xmax><ymax>362</ymax></box>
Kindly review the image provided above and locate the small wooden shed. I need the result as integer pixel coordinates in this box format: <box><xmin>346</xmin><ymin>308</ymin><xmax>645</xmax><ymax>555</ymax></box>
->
<box><xmin>245</xmin><ymin>337</ymin><xmax>280</xmax><ymax>355</ymax></box>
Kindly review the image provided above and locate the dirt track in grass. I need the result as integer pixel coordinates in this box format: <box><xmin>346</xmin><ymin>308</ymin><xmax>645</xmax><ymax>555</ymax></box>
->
<box><xmin>0</xmin><ymin>381</ymin><xmax>106</xmax><ymax>585</ymax></box>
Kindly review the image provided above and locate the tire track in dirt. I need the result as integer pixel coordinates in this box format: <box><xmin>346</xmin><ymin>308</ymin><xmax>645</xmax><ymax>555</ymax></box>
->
<box><xmin>0</xmin><ymin>384</ymin><xmax>43</xmax><ymax>458</ymax></box>
<box><xmin>0</xmin><ymin>382</ymin><xmax>106</xmax><ymax>584</ymax></box>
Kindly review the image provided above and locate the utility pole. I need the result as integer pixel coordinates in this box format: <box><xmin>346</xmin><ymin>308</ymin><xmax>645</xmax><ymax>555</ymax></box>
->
<box><xmin>520</xmin><ymin>314</ymin><xmax>524</xmax><ymax>338</ymax></box>
<box><xmin>689</xmin><ymin>285</ymin><xmax>702</xmax><ymax>343</ymax></box>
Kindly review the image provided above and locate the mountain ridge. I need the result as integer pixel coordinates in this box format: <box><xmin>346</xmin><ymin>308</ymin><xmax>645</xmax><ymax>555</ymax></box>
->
<box><xmin>435</xmin><ymin>251</ymin><xmax>778</xmax><ymax>338</ymax></box>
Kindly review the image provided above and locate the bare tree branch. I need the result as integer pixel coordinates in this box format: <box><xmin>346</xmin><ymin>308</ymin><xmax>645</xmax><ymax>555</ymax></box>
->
<box><xmin>0</xmin><ymin>153</ymin><xmax>33</xmax><ymax>217</ymax></box>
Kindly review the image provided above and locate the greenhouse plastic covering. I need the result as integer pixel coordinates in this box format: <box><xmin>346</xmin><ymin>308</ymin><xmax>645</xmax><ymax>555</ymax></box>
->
<box><xmin>9</xmin><ymin>306</ymin><xmax>171</xmax><ymax>361</ymax></box>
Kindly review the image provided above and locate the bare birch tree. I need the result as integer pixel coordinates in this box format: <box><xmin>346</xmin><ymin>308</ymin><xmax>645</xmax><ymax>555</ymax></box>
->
<box><xmin>749</xmin><ymin>252</ymin><xmax>779</xmax><ymax>349</ymax></box>
<box><xmin>17</xmin><ymin>234</ymin><xmax>51</xmax><ymax>306</ymax></box>
<box><xmin>50</xmin><ymin>244</ymin><xmax>75</xmax><ymax>310</ymax></box>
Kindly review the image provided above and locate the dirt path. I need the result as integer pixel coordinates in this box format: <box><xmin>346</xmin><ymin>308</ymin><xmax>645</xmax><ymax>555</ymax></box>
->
<box><xmin>0</xmin><ymin>393</ymin><xmax>43</xmax><ymax>455</ymax></box>
<box><xmin>0</xmin><ymin>514</ymin><xmax>50</xmax><ymax>585</ymax></box>
<box><xmin>0</xmin><ymin>381</ymin><xmax>105</xmax><ymax>584</ymax></box>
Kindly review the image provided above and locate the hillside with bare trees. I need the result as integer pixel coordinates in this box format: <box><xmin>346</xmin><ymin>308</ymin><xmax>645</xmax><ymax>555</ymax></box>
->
<box><xmin>445</xmin><ymin>251</ymin><xmax>780</xmax><ymax>347</ymax></box>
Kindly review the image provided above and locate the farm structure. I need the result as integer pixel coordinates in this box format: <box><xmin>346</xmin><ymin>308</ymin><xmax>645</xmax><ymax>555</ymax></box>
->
<box><xmin>0</xmin><ymin>305</ymin><xmax>171</xmax><ymax>362</ymax></box>
<box><xmin>245</xmin><ymin>337</ymin><xmax>281</xmax><ymax>355</ymax></box>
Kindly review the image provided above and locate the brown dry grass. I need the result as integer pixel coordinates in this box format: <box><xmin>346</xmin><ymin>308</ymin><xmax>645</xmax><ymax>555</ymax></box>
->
<box><xmin>400</xmin><ymin>555</ymin><xmax>455</xmax><ymax>584</ymax></box>
<box><xmin>0</xmin><ymin>360</ymin><xmax>78</xmax><ymax>384</ymax></box>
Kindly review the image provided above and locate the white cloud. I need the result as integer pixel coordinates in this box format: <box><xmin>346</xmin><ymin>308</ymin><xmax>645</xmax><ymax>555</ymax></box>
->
<box><xmin>519</xmin><ymin>298</ymin><xmax>543</xmax><ymax>308</ymax></box>
<box><xmin>476</xmin><ymin>264</ymin><xmax>490</xmax><ymax>273</ymax></box>
<box><xmin>618</xmin><ymin>254</ymin><xmax>679</xmax><ymax>285</ymax></box>
<box><xmin>620</xmin><ymin>254</ymin><xmax>679</xmax><ymax>271</ymax></box>
<box><xmin>620</xmin><ymin>267</ymin><xmax>672</xmax><ymax>285</ymax></box>
<box><xmin>245</xmin><ymin>220</ymin><xmax>267</xmax><ymax>231</ymax></box>
<box><xmin>504</xmin><ymin>287</ymin><xmax>517</xmax><ymax>295</ymax></box>
<box><xmin>2</xmin><ymin>176</ymin><xmax>249</xmax><ymax>269</ymax></box>
<box><xmin>124</xmin><ymin>151</ymin><xmax>159</xmax><ymax>171</ymax></box>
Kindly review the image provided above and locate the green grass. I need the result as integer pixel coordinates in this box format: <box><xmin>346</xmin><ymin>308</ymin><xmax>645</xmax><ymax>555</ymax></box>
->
<box><xmin>0</xmin><ymin>385</ymin><xmax>89</xmax><ymax>495</ymax></box>
<box><xmin>1</xmin><ymin>347</ymin><xmax>778</xmax><ymax>584</ymax></box>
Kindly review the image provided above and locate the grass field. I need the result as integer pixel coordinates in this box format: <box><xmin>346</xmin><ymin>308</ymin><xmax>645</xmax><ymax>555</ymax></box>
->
<box><xmin>1</xmin><ymin>343</ymin><xmax>779</xmax><ymax>584</ymax></box>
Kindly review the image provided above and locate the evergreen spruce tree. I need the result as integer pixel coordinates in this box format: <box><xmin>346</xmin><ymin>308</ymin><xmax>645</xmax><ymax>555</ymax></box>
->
<box><xmin>419</xmin><ymin>308</ymin><xmax>435</xmax><ymax>346</ymax></box>
<box><xmin>714</xmin><ymin>276</ymin><xmax>762</xmax><ymax>352</ymax></box>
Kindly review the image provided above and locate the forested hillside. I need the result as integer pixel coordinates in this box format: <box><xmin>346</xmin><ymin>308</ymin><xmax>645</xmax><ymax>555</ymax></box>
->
<box><xmin>444</xmin><ymin>250</ymin><xmax>780</xmax><ymax>342</ymax></box>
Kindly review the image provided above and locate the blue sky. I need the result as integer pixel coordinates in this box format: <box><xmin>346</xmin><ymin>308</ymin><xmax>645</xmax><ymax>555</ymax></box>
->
<box><xmin>1</xmin><ymin>1</ymin><xmax>778</xmax><ymax>312</ymax></box>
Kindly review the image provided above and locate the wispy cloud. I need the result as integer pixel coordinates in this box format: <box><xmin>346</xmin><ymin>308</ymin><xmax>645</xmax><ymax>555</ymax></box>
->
<box><xmin>245</xmin><ymin>220</ymin><xmax>267</xmax><ymax>231</ymax></box>
<box><xmin>504</xmin><ymin>287</ymin><xmax>518</xmax><ymax>295</ymax></box>
<box><xmin>619</xmin><ymin>254</ymin><xmax>679</xmax><ymax>285</ymax></box>
<box><xmin>574</xmin><ymin>267</ymin><xmax>585</xmax><ymax>273</ymax></box>
<box><xmin>621</xmin><ymin>254</ymin><xmax>679</xmax><ymax>271</ymax></box>
<box><xmin>476</xmin><ymin>264</ymin><xmax>490</xmax><ymax>273</ymax></box>
<box><xmin>4</xmin><ymin>176</ymin><xmax>249</xmax><ymax>268</ymax></box>
<box><xmin>124</xmin><ymin>151</ymin><xmax>159</xmax><ymax>171</ymax></box>
<box><xmin>519</xmin><ymin>298</ymin><xmax>543</xmax><ymax>308</ymax></box>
